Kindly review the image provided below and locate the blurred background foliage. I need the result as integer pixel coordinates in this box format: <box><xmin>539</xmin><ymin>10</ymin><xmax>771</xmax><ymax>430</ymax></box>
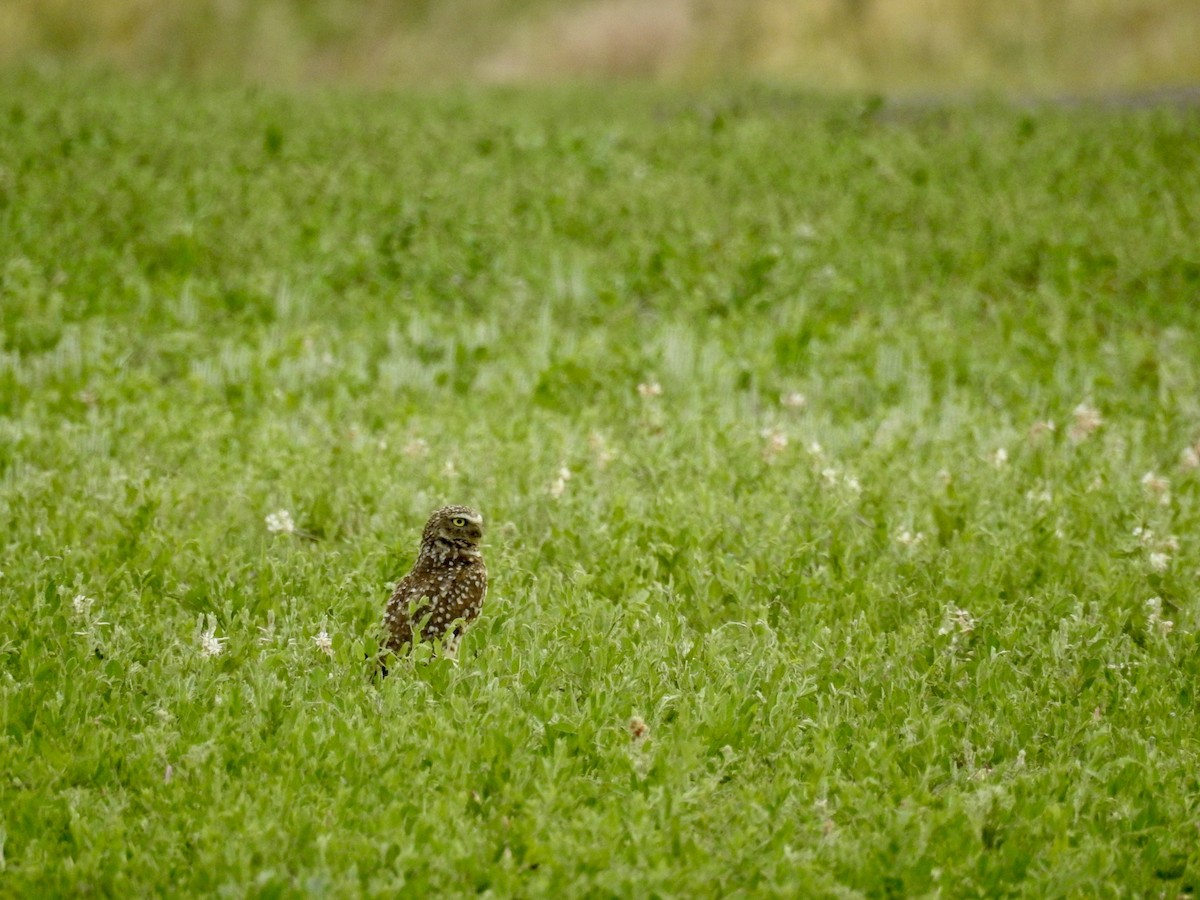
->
<box><xmin>2</xmin><ymin>0</ymin><xmax>1198</xmax><ymax>93</ymax></box>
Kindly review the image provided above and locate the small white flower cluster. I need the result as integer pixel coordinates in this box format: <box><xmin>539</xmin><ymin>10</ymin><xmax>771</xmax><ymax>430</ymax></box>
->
<box><xmin>313</xmin><ymin>630</ymin><xmax>334</xmax><ymax>657</ymax></box>
<box><xmin>265</xmin><ymin>509</ymin><xmax>295</xmax><ymax>534</ymax></box>
<box><xmin>1145</xmin><ymin>597</ymin><xmax>1174</xmax><ymax>636</ymax></box>
<box><xmin>548</xmin><ymin>466</ymin><xmax>572</xmax><ymax>499</ymax></box>
<box><xmin>1148</xmin><ymin>552</ymin><xmax>1171</xmax><ymax>573</ymax></box>
<box><xmin>895</xmin><ymin>529</ymin><xmax>925</xmax><ymax>548</ymax></box>
<box><xmin>990</xmin><ymin>447</ymin><xmax>1009</xmax><ymax>468</ymax></box>
<box><xmin>761</xmin><ymin>427</ymin><xmax>788</xmax><ymax>463</ymax></box>
<box><xmin>588</xmin><ymin>431</ymin><xmax>618</xmax><ymax>469</ymax></box>
<box><xmin>1180</xmin><ymin>440</ymin><xmax>1200</xmax><ymax>470</ymax></box>
<box><xmin>939</xmin><ymin>605</ymin><xmax>976</xmax><ymax>637</ymax></box>
<box><xmin>1024</xmin><ymin>487</ymin><xmax>1054</xmax><ymax>506</ymax></box>
<box><xmin>1068</xmin><ymin>402</ymin><xmax>1103</xmax><ymax>443</ymax></box>
<box><xmin>1028</xmin><ymin>420</ymin><xmax>1056</xmax><ymax>442</ymax></box>
<box><xmin>72</xmin><ymin>593</ymin><xmax>95</xmax><ymax>618</ymax></box>
<box><xmin>1133</xmin><ymin>526</ymin><xmax>1178</xmax><ymax>573</ymax></box>
<box><xmin>403</xmin><ymin>438</ymin><xmax>430</xmax><ymax>459</ymax></box>
<box><xmin>820</xmin><ymin>467</ymin><xmax>861</xmax><ymax>494</ymax></box>
<box><xmin>637</xmin><ymin>381</ymin><xmax>663</xmax><ymax>399</ymax></box>
<box><xmin>780</xmin><ymin>391</ymin><xmax>807</xmax><ymax>410</ymax></box>
<box><xmin>1140</xmin><ymin>471</ymin><xmax>1171</xmax><ymax>506</ymax></box>
<box><xmin>199</xmin><ymin>615</ymin><xmax>225</xmax><ymax>657</ymax></box>
<box><xmin>70</xmin><ymin>591</ymin><xmax>108</xmax><ymax>637</ymax></box>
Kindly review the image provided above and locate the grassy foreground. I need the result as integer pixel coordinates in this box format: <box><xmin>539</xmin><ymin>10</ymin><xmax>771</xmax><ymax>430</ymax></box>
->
<box><xmin>1</xmin><ymin>73</ymin><xmax>1200</xmax><ymax>895</ymax></box>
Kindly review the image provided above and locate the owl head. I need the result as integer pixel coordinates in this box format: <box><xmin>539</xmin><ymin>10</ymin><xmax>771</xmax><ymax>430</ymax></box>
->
<box><xmin>422</xmin><ymin>505</ymin><xmax>484</xmax><ymax>547</ymax></box>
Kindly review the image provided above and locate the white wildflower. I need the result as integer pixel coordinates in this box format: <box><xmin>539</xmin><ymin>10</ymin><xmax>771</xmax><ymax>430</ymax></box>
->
<box><xmin>1068</xmin><ymin>402</ymin><xmax>1103</xmax><ymax>443</ymax></box>
<box><xmin>990</xmin><ymin>447</ymin><xmax>1008</xmax><ymax>468</ymax></box>
<box><xmin>265</xmin><ymin>509</ymin><xmax>295</xmax><ymax>535</ymax></box>
<box><xmin>1145</xmin><ymin>597</ymin><xmax>1175</xmax><ymax>636</ymax></box>
<box><xmin>1134</xmin><ymin>527</ymin><xmax>1178</xmax><ymax>554</ymax></box>
<box><xmin>442</xmin><ymin>459</ymin><xmax>458</xmax><ymax>479</ymax></box>
<box><xmin>761</xmin><ymin>427</ymin><xmax>788</xmax><ymax>463</ymax></box>
<box><xmin>1025</xmin><ymin>488</ymin><xmax>1053</xmax><ymax>505</ymax></box>
<box><xmin>819</xmin><ymin>466</ymin><xmax>861</xmax><ymax>493</ymax></box>
<box><xmin>199</xmin><ymin>620</ymin><xmax>225</xmax><ymax>657</ymax></box>
<box><xmin>1181</xmin><ymin>444</ymin><xmax>1200</xmax><ymax>470</ymax></box>
<box><xmin>780</xmin><ymin>391</ymin><xmax>807</xmax><ymax>409</ymax></box>
<box><xmin>548</xmin><ymin>466</ymin><xmax>572</xmax><ymax>499</ymax></box>
<box><xmin>895</xmin><ymin>529</ymin><xmax>925</xmax><ymax>548</ymax></box>
<box><xmin>313</xmin><ymin>630</ymin><xmax>334</xmax><ymax>657</ymax></box>
<box><xmin>403</xmin><ymin>439</ymin><xmax>429</xmax><ymax>458</ymax></box>
<box><xmin>637</xmin><ymin>381</ymin><xmax>663</xmax><ymax>398</ymax></box>
<box><xmin>1028</xmin><ymin>420</ymin><xmax>1056</xmax><ymax>442</ymax></box>
<box><xmin>1148</xmin><ymin>551</ymin><xmax>1170</xmax><ymax>573</ymax></box>
<box><xmin>939</xmin><ymin>605</ymin><xmax>976</xmax><ymax>636</ymax></box>
<box><xmin>807</xmin><ymin>441</ymin><xmax>824</xmax><ymax>457</ymax></box>
<box><xmin>1140</xmin><ymin>471</ymin><xmax>1171</xmax><ymax>505</ymax></box>
<box><xmin>936</xmin><ymin>607</ymin><xmax>974</xmax><ymax>643</ymax></box>
<box><xmin>588</xmin><ymin>431</ymin><xmax>617</xmax><ymax>469</ymax></box>
<box><xmin>72</xmin><ymin>594</ymin><xmax>95</xmax><ymax>618</ymax></box>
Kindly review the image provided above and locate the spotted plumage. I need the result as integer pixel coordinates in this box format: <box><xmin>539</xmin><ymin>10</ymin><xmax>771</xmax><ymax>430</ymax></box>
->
<box><xmin>381</xmin><ymin>505</ymin><xmax>487</xmax><ymax>657</ymax></box>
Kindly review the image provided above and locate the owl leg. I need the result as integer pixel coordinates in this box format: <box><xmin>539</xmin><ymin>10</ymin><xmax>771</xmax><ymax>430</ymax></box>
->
<box><xmin>369</xmin><ymin>651</ymin><xmax>390</xmax><ymax>679</ymax></box>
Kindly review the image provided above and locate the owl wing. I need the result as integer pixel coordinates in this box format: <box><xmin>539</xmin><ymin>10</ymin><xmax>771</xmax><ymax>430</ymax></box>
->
<box><xmin>382</xmin><ymin>573</ymin><xmax>434</xmax><ymax>652</ymax></box>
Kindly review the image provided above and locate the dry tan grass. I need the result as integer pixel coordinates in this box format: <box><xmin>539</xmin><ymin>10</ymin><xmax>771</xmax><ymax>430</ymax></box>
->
<box><xmin>750</xmin><ymin>0</ymin><xmax>1200</xmax><ymax>91</ymax></box>
<box><xmin>480</xmin><ymin>0</ymin><xmax>694</xmax><ymax>82</ymax></box>
<box><xmin>1</xmin><ymin>0</ymin><xmax>1198</xmax><ymax>92</ymax></box>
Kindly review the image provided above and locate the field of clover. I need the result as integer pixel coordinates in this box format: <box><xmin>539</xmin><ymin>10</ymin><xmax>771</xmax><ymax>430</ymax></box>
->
<box><xmin>1</xmin><ymin>72</ymin><xmax>1199</xmax><ymax>895</ymax></box>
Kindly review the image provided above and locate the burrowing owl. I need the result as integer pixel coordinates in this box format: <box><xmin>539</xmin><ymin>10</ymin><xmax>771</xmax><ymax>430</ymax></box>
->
<box><xmin>381</xmin><ymin>505</ymin><xmax>487</xmax><ymax>657</ymax></box>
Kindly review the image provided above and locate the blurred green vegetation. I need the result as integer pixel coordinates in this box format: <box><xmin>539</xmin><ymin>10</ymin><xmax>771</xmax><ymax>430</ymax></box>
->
<box><xmin>2</xmin><ymin>0</ymin><xmax>1198</xmax><ymax>92</ymax></box>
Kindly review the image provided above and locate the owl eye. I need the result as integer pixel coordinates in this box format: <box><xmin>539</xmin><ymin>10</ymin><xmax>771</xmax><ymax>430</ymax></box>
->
<box><xmin>451</xmin><ymin>516</ymin><xmax>467</xmax><ymax>527</ymax></box>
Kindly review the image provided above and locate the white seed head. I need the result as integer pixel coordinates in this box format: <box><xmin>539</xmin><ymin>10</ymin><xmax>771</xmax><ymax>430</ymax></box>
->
<box><xmin>761</xmin><ymin>428</ymin><xmax>788</xmax><ymax>463</ymax></box>
<box><xmin>72</xmin><ymin>594</ymin><xmax>95</xmax><ymax>618</ymax></box>
<box><xmin>199</xmin><ymin>627</ymin><xmax>225</xmax><ymax>657</ymax></box>
<box><xmin>403</xmin><ymin>439</ymin><xmax>430</xmax><ymax>458</ymax></box>
<box><xmin>1068</xmin><ymin>402</ymin><xmax>1103</xmax><ymax>443</ymax></box>
<box><xmin>313</xmin><ymin>630</ymin><xmax>334</xmax><ymax>657</ymax></box>
<box><xmin>265</xmin><ymin>509</ymin><xmax>295</xmax><ymax>534</ymax></box>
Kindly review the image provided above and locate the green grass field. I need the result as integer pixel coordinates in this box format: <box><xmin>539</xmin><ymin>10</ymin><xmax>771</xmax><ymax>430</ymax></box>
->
<box><xmin>2</xmin><ymin>72</ymin><xmax>1200</xmax><ymax>895</ymax></box>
